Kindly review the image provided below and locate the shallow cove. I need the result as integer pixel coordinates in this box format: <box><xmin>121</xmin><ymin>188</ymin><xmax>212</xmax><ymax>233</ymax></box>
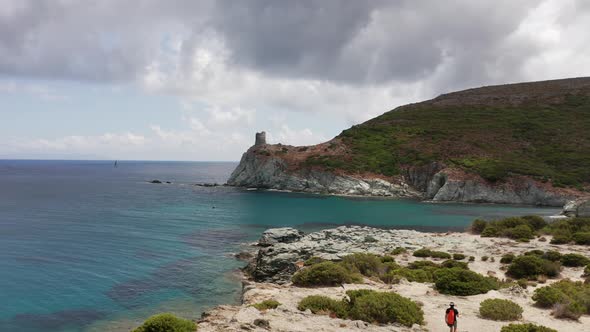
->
<box><xmin>0</xmin><ymin>160</ymin><xmax>560</xmax><ymax>332</ymax></box>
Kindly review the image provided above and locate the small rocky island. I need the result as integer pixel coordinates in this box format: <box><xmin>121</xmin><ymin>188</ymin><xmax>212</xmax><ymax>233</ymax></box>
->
<box><xmin>197</xmin><ymin>221</ymin><xmax>590</xmax><ymax>332</ymax></box>
<box><xmin>227</xmin><ymin>77</ymin><xmax>590</xmax><ymax>206</ymax></box>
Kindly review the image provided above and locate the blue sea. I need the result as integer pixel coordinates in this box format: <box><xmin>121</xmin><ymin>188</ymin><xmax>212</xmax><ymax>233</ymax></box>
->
<box><xmin>0</xmin><ymin>160</ymin><xmax>560</xmax><ymax>331</ymax></box>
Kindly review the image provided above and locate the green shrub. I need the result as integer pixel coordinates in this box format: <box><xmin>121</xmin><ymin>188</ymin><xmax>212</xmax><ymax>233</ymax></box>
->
<box><xmin>507</xmin><ymin>255</ymin><xmax>560</xmax><ymax>279</ymax></box>
<box><xmin>479</xmin><ymin>298</ymin><xmax>523</xmax><ymax>321</ymax></box>
<box><xmin>297</xmin><ymin>295</ymin><xmax>347</xmax><ymax>317</ymax></box>
<box><xmin>441</xmin><ymin>260</ymin><xmax>469</xmax><ymax>269</ymax></box>
<box><xmin>481</xmin><ymin>226</ymin><xmax>500</xmax><ymax>237</ymax></box>
<box><xmin>560</xmin><ymin>253</ymin><xmax>590</xmax><ymax>267</ymax></box>
<box><xmin>434</xmin><ymin>268</ymin><xmax>499</xmax><ymax>295</ymax></box>
<box><xmin>453</xmin><ymin>253</ymin><xmax>466</xmax><ymax>260</ymax></box>
<box><xmin>252</xmin><ymin>300</ymin><xmax>281</xmax><ymax>310</ymax></box>
<box><xmin>132</xmin><ymin>313</ymin><xmax>196</xmax><ymax>332</ymax></box>
<box><xmin>340</xmin><ymin>253</ymin><xmax>384</xmax><ymax>277</ymax></box>
<box><xmin>346</xmin><ymin>290</ymin><xmax>424</xmax><ymax>326</ymax></box>
<box><xmin>469</xmin><ymin>256</ymin><xmax>475</xmax><ymax>262</ymax></box>
<box><xmin>573</xmin><ymin>232</ymin><xmax>590</xmax><ymax>245</ymax></box>
<box><xmin>542</xmin><ymin>250</ymin><xmax>562</xmax><ymax>262</ymax></box>
<box><xmin>390</xmin><ymin>247</ymin><xmax>407</xmax><ymax>255</ymax></box>
<box><xmin>503</xmin><ymin>224</ymin><xmax>534</xmax><ymax>241</ymax></box>
<box><xmin>413</xmin><ymin>248</ymin><xmax>432</xmax><ymax>257</ymax></box>
<box><xmin>524</xmin><ymin>250</ymin><xmax>545</xmax><ymax>257</ymax></box>
<box><xmin>380</xmin><ymin>255</ymin><xmax>395</xmax><ymax>263</ymax></box>
<box><xmin>521</xmin><ymin>215</ymin><xmax>548</xmax><ymax>230</ymax></box>
<box><xmin>500</xmin><ymin>253</ymin><xmax>516</xmax><ymax>264</ymax></box>
<box><xmin>481</xmin><ymin>256</ymin><xmax>489</xmax><ymax>261</ymax></box>
<box><xmin>292</xmin><ymin>261</ymin><xmax>362</xmax><ymax>286</ymax></box>
<box><xmin>533</xmin><ymin>279</ymin><xmax>590</xmax><ymax>320</ymax></box>
<box><xmin>500</xmin><ymin>323</ymin><xmax>557</xmax><ymax>332</ymax></box>
<box><xmin>298</xmin><ymin>290</ymin><xmax>424</xmax><ymax>327</ymax></box>
<box><xmin>430</xmin><ymin>251</ymin><xmax>452</xmax><ymax>259</ymax></box>
<box><xmin>304</xmin><ymin>256</ymin><xmax>325</xmax><ymax>266</ymax></box>
<box><xmin>550</xmin><ymin>230</ymin><xmax>572</xmax><ymax>244</ymax></box>
<box><xmin>471</xmin><ymin>219</ymin><xmax>488</xmax><ymax>234</ymax></box>
<box><xmin>517</xmin><ymin>279</ymin><xmax>528</xmax><ymax>289</ymax></box>
<box><xmin>584</xmin><ymin>265</ymin><xmax>590</xmax><ymax>277</ymax></box>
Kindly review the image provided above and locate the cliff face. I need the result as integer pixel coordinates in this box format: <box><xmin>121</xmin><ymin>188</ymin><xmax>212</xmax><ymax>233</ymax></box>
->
<box><xmin>228</xmin><ymin>77</ymin><xmax>590</xmax><ymax>206</ymax></box>
<box><xmin>227</xmin><ymin>144</ymin><xmax>420</xmax><ymax>198</ymax></box>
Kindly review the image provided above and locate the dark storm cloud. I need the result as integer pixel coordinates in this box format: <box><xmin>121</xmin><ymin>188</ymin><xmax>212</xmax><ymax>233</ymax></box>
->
<box><xmin>0</xmin><ymin>0</ymin><xmax>547</xmax><ymax>87</ymax></box>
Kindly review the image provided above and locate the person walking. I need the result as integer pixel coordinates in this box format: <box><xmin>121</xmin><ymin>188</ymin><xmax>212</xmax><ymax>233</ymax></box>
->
<box><xmin>445</xmin><ymin>302</ymin><xmax>459</xmax><ymax>332</ymax></box>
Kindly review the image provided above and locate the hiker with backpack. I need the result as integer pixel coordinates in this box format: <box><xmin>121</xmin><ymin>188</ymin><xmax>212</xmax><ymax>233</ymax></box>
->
<box><xmin>445</xmin><ymin>302</ymin><xmax>459</xmax><ymax>332</ymax></box>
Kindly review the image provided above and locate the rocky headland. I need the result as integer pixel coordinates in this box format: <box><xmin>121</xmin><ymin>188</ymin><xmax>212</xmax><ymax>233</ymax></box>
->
<box><xmin>227</xmin><ymin>77</ymin><xmax>590</xmax><ymax>206</ymax></box>
<box><xmin>197</xmin><ymin>226</ymin><xmax>590</xmax><ymax>332</ymax></box>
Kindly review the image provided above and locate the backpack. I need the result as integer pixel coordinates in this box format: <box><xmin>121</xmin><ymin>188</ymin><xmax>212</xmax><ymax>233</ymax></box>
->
<box><xmin>446</xmin><ymin>309</ymin><xmax>456</xmax><ymax>325</ymax></box>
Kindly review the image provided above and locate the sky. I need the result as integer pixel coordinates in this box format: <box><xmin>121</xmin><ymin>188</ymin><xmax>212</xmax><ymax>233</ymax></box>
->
<box><xmin>1</xmin><ymin>0</ymin><xmax>590</xmax><ymax>161</ymax></box>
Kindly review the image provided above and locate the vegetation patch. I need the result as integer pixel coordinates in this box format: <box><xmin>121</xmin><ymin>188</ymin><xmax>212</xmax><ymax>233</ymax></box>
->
<box><xmin>543</xmin><ymin>217</ymin><xmax>590</xmax><ymax>245</ymax></box>
<box><xmin>560</xmin><ymin>253</ymin><xmax>590</xmax><ymax>267</ymax></box>
<box><xmin>132</xmin><ymin>313</ymin><xmax>196</xmax><ymax>332</ymax></box>
<box><xmin>453</xmin><ymin>253</ymin><xmax>466</xmax><ymax>260</ymax></box>
<box><xmin>479</xmin><ymin>298</ymin><xmax>523</xmax><ymax>321</ymax></box>
<box><xmin>390</xmin><ymin>247</ymin><xmax>407</xmax><ymax>255</ymax></box>
<box><xmin>412</xmin><ymin>248</ymin><xmax>451</xmax><ymax>259</ymax></box>
<box><xmin>506</xmin><ymin>255</ymin><xmax>561</xmax><ymax>279</ymax></box>
<box><xmin>298</xmin><ymin>290</ymin><xmax>424</xmax><ymax>327</ymax></box>
<box><xmin>434</xmin><ymin>268</ymin><xmax>499</xmax><ymax>296</ymax></box>
<box><xmin>474</xmin><ymin>216</ymin><xmax>546</xmax><ymax>241</ymax></box>
<box><xmin>292</xmin><ymin>261</ymin><xmax>362</xmax><ymax>287</ymax></box>
<box><xmin>532</xmin><ymin>279</ymin><xmax>590</xmax><ymax>320</ymax></box>
<box><xmin>303</xmin><ymin>95</ymin><xmax>590</xmax><ymax>188</ymax></box>
<box><xmin>500</xmin><ymin>323</ymin><xmax>557</xmax><ymax>332</ymax></box>
<box><xmin>252</xmin><ymin>300</ymin><xmax>281</xmax><ymax>311</ymax></box>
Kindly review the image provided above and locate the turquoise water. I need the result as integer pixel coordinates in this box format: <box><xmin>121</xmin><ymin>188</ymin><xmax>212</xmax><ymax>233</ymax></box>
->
<box><xmin>0</xmin><ymin>160</ymin><xmax>560</xmax><ymax>331</ymax></box>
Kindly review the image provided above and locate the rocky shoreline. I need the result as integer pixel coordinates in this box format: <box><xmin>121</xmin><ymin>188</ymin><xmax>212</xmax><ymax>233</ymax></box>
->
<box><xmin>226</xmin><ymin>135</ymin><xmax>584</xmax><ymax>207</ymax></box>
<box><xmin>197</xmin><ymin>226</ymin><xmax>590</xmax><ymax>332</ymax></box>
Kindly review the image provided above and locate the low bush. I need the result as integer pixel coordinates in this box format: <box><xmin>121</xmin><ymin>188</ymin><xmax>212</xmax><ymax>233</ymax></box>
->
<box><xmin>573</xmin><ymin>232</ymin><xmax>590</xmax><ymax>245</ymax></box>
<box><xmin>441</xmin><ymin>260</ymin><xmax>469</xmax><ymax>269</ymax></box>
<box><xmin>252</xmin><ymin>300</ymin><xmax>281</xmax><ymax>310</ymax></box>
<box><xmin>471</xmin><ymin>219</ymin><xmax>487</xmax><ymax>234</ymax></box>
<box><xmin>434</xmin><ymin>268</ymin><xmax>499</xmax><ymax>296</ymax></box>
<box><xmin>584</xmin><ymin>265</ymin><xmax>590</xmax><ymax>277</ymax></box>
<box><xmin>507</xmin><ymin>255</ymin><xmax>561</xmax><ymax>279</ymax></box>
<box><xmin>532</xmin><ymin>279</ymin><xmax>590</xmax><ymax>320</ymax></box>
<box><xmin>482</xmin><ymin>256</ymin><xmax>489</xmax><ymax>261</ymax></box>
<box><xmin>503</xmin><ymin>224</ymin><xmax>534</xmax><ymax>241</ymax></box>
<box><xmin>412</xmin><ymin>248</ymin><xmax>451</xmax><ymax>259</ymax></box>
<box><xmin>475</xmin><ymin>216</ymin><xmax>547</xmax><ymax>241</ymax></box>
<box><xmin>469</xmin><ymin>256</ymin><xmax>475</xmax><ymax>262</ymax></box>
<box><xmin>500</xmin><ymin>253</ymin><xmax>516</xmax><ymax>264</ymax></box>
<box><xmin>479</xmin><ymin>298</ymin><xmax>523</xmax><ymax>321</ymax></box>
<box><xmin>430</xmin><ymin>251</ymin><xmax>452</xmax><ymax>259</ymax></box>
<box><xmin>517</xmin><ymin>279</ymin><xmax>528</xmax><ymax>289</ymax></box>
<box><xmin>304</xmin><ymin>256</ymin><xmax>325</xmax><ymax>266</ymax></box>
<box><xmin>542</xmin><ymin>250</ymin><xmax>562</xmax><ymax>262</ymax></box>
<box><xmin>560</xmin><ymin>253</ymin><xmax>590</xmax><ymax>267</ymax></box>
<box><xmin>340</xmin><ymin>253</ymin><xmax>384</xmax><ymax>277</ymax></box>
<box><xmin>380</xmin><ymin>255</ymin><xmax>395</xmax><ymax>263</ymax></box>
<box><xmin>297</xmin><ymin>295</ymin><xmax>348</xmax><ymax>317</ymax></box>
<box><xmin>500</xmin><ymin>323</ymin><xmax>557</xmax><ymax>332</ymax></box>
<box><xmin>453</xmin><ymin>253</ymin><xmax>466</xmax><ymax>260</ymax></box>
<box><xmin>390</xmin><ymin>247</ymin><xmax>407</xmax><ymax>255</ymax></box>
<box><xmin>132</xmin><ymin>313</ymin><xmax>196</xmax><ymax>332</ymax></box>
<box><xmin>524</xmin><ymin>250</ymin><xmax>545</xmax><ymax>257</ymax></box>
<box><xmin>550</xmin><ymin>231</ymin><xmax>572</xmax><ymax>244</ymax></box>
<box><xmin>292</xmin><ymin>261</ymin><xmax>362</xmax><ymax>286</ymax></box>
<box><xmin>298</xmin><ymin>290</ymin><xmax>424</xmax><ymax>327</ymax></box>
<box><xmin>412</xmin><ymin>248</ymin><xmax>432</xmax><ymax>257</ymax></box>
<box><xmin>346</xmin><ymin>290</ymin><xmax>424</xmax><ymax>327</ymax></box>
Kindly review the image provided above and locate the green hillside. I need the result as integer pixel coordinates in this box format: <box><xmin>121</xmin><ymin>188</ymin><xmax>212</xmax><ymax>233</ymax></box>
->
<box><xmin>305</xmin><ymin>79</ymin><xmax>590</xmax><ymax>189</ymax></box>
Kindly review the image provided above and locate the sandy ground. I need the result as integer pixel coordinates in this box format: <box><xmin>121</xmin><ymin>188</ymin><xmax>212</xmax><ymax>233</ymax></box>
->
<box><xmin>198</xmin><ymin>232</ymin><xmax>590</xmax><ymax>332</ymax></box>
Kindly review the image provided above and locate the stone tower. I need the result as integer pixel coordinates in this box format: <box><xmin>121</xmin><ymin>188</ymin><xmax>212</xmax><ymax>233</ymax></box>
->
<box><xmin>254</xmin><ymin>131</ymin><xmax>267</xmax><ymax>146</ymax></box>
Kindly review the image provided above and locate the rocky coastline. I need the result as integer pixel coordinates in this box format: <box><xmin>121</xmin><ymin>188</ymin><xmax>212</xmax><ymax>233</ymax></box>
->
<box><xmin>226</xmin><ymin>134</ymin><xmax>584</xmax><ymax>207</ymax></box>
<box><xmin>197</xmin><ymin>226</ymin><xmax>590</xmax><ymax>332</ymax></box>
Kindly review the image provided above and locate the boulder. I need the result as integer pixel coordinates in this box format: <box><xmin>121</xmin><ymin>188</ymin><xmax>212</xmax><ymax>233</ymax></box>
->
<box><xmin>562</xmin><ymin>197</ymin><xmax>590</xmax><ymax>217</ymax></box>
<box><xmin>258</xmin><ymin>227</ymin><xmax>304</xmax><ymax>246</ymax></box>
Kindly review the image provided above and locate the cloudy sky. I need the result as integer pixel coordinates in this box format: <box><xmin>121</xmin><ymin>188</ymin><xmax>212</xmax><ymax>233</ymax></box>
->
<box><xmin>1</xmin><ymin>0</ymin><xmax>589</xmax><ymax>160</ymax></box>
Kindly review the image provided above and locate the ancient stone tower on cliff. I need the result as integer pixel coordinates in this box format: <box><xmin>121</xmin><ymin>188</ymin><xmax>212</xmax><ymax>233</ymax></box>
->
<box><xmin>254</xmin><ymin>131</ymin><xmax>267</xmax><ymax>146</ymax></box>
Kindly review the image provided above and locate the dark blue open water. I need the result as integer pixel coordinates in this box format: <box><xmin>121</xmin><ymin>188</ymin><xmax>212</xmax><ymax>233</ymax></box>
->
<box><xmin>0</xmin><ymin>160</ymin><xmax>560</xmax><ymax>331</ymax></box>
